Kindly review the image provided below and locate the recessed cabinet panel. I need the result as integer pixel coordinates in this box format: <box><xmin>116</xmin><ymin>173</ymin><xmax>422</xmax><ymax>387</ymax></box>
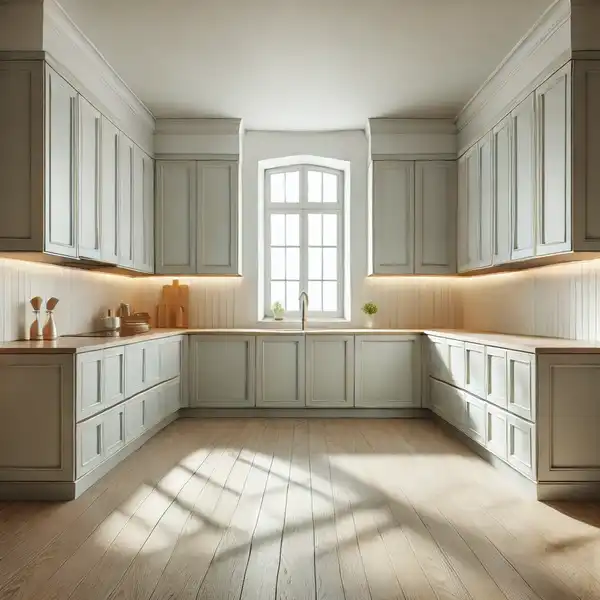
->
<box><xmin>100</xmin><ymin>117</ymin><xmax>119</xmax><ymax>264</ymax></box>
<box><xmin>77</xmin><ymin>351</ymin><xmax>103</xmax><ymax>422</ymax></box>
<box><xmin>492</xmin><ymin>117</ymin><xmax>512</xmax><ymax>265</ymax></box>
<box><xmin>103</xmin><ymin>405</ymin><xmax>125</xmax><ymax>458</ymax></box>
<box><xmin>142</xmin><ymin>153</ymin><xmax>155</xmax><ymax>273</ymax></box>
<box><xmin>448</xmin><ymin>339</ymin><xmax>465</xmax><ymax>388</ymax></box>
<box><xmin>125</xmin><ymin>391</ymin><xmax>146</xmax><ymax>443</ymax></box>
<box><xmin>159</xmin><ymin>337</ymin><xmax>182</xmax><ymax>382</ymax></box>
<box><xmin>507</xmin><ymin>351</ymin><xmax>535</xmax><ymax>421</ymax></box>
<box><xmin>486</xmin><ymin>347</ymin><xmax>508</xmax><ymax>408</ymax></box>
<box><xmin>485</xmin><ymin>403</ymin><xmax>508</xmax><ymax>460</ymax></box>
<box><xmin>465</xmin><ymin>343</ymin><xmax>485</xmax><ymax>398</ymax></box>
<box><xmin>478</xmin><ymin>133</ymin><xmax>493</xmax><ymax>268</ymax></box>
<box><xmin>507</xmin><ymin>414</ymin><xmax>535</xmax><ymax>479</ymax></box>
<box><xmin>132</xmin><ymin>146</ymin><xmax>145</xmax><ymax>271</ymax></box>
<box><xmin>103</xmin><ymin>347</ymin><xmax>125</xmax><ymax>409</ymax></box>
<box><xmin>118</xmin><ymin>133</ymin><xmax>135</xmax><ymax>268</ymax></box>
<box><xmin>77</xmin><ymin>414</ymin><xmax>103</xmax><ymax>477</ymax></box>
<box><xmin>428</xmin><ymin>337</ymin><xmax>449</xmax><ymax>381</ymax></box>
<box><xmin>465</xmin><ymin>144</ymin><xmax>480</xmax><ymax>270</ymax></box>
<box><xmin>463</xmin><ymin>391</ymin><xmax>486</xmax><ymax>445</ymax></box>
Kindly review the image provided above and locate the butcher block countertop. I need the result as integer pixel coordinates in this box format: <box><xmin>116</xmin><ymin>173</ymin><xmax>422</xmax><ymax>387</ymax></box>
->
<box><xmin>0</xmin><ymin>327</ymin><xmax>599</xmax><ymax>354</ymax></box>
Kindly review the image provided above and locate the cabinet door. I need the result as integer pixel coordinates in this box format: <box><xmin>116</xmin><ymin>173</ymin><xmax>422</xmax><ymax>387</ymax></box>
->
<box><xmin>511</xmin><ymin>93</ymin><xmax>536</xmax><ymax>260</ymax></box>
<box><xmin>190</xmin><ymin>336</ymin><xmax>255</xmax><ymax>407</ymax></box>
<box><xmin>103</xmin><ymin>346</ymin><xmax>125</xmax><ymax>408</ymax></box>
<box><xmin>485</xmin><ymin>403</ymin><xmax>508</xmax><ymax>460</ymax></box>
<box><xmin>492</xmin><ymin>117</ymin><xmax>512</xmax><ymax>265</ymax></box>
<box><xmin>447</xmin><ymin>338</ymin><xmax>465</xmax><ymax>388</ymax></box>
<box><xmin>161</xmin><ymin>377</ymin><xmax>181</xmax><ymax>417</ymax></box>
<box><xmin>103</xmin><ymin>404</ymin><xmax>125</xmax><ymax>458</ymax></box>
<box><xmin>118</xmin><ymin>133</ymin><xmax>134</xmax><ymax>267</ymax></box>
<box><xmin>506</xmin><ymin>414</ymin><xmax>535</xmax><ymax>479</ymax></box>
<box><xmin>465</xmin><ymin>342</ymin><xmax>485</xmax><ymax>398</ymax></box>
<box><xmin>372</xmin><ymin>161</ymin><xmax>415</xmax><ymax>274</ymax></box>
<box><xmin>143</xmin><ymin>153</ymin><xmax>155</xmax><ymax>273</ymax></box>
<box><xmin>125</xmin><ymin>391</ymin><xmax>147</xmax><ymax>443</ymax></box>
<box><xmin>478</xmin><ymin>133</ymin><xmax>493</xmax><ymax>268</ymax></box>
<box><xmin>45</xmin><ymin>67</ymin><xmax>78</xmax><ymax>258</ymax></box>
<box><xmin>159</xmin><ymin>337</ymin><xmax>182</xmax><ymax>382</ymax></box>
<box><xmin>507</xmin><ymin>351</ymin><xmax>535</xmax><ymax>421</ymax></box>
<box><xmin>196</xmin><ymin>161</ymin><xmax>239</xmax><ymax>275</ymax></box>
<box><xmin>537</xmin><ymin>63</ymin><xmax>572</xmax><ymax>256</ymax></box>
<box><xmin>427</xmin><ymin>336</ymin><xmax>448</xmax><ymax>381</ymax></box>
<box><xmin>76</xmin><ymin>351</ymin><xmax>103</xmax><ymax>422</ymax></box>
<box><xmin>100</xmin><ymin>116</ymin><xmax>119</xmax><ymax>264</ymax></box>
<box><xmin>78</xmin><ymin>96</ymin><xmax>101</xmax><ymax>261</ymax></box>
<box><xmin>355</xmin><ymin>335</ymin><xmax>421</xmax><ymax>408</ymax></box>
<box><xmin>463</xmin><ymin>391</ymin><xmax>486</xmax><ymax>445</ymax></box>
<box><xmin>429</xmin><ymin>377</ymin><xmax>447</xmax><ymax>419</ymax></box>
<box><xmin>415</xmin><ymin>161</ymin><xmax>457</xmax><ymax>274</ymax></box>
<box><xmin>77</xmin><ymin>413</ymin><xmax>104</xmax><ymax>477</ymax></box>
<box><xmin>465</xmin><ymin>144</ymin><xmax>480</xmax><ymax>270</ymax></box>
<box><xmin>306</xmin><ymin>335</ymin><xmax>354</xmax><ymax>407</ymax></box>
<box><xmin>485</xmin><ymin>347</ymin><xmax>508</xmax><ymax>408</ymax></box>
<box><xmin>132</xmin><ymin>144</ymin><xmax>145</xmax><ymax>271</ymax></box>
<box><xmin>155</xmin><ymin>161</ymin><xmax>197</xmax><ymax>274</ymax></box>
<box><xmin>256</xmin><ymin>336</ymin><xmax>305</xmax><ymax>407</ymax></box>
<box><xmin>457</xmin><ymin>154</ymin><xmax>468</xmax><ymax>272</ymax></box>
<box><xmin>125</xmin><ymin>341</ymin><xmax>159</xmax><ymax>398</ymax></box>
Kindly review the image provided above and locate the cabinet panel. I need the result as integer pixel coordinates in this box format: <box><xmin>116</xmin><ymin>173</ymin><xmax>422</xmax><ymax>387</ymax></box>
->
<box><xmin>427</xmin><ymin>336</ymin><xmax>448</xmax><ymax>381</ymax></box>
<box><xmin>77</xmin><ymin>413</ymin><xmax>103</xmax><ymax>477</ymax></box>
<box><xmin>132</xmin><ymin>145</ymin><xmax>145</xmax><ymax>271</ymax></box>
<box><xmin>142</xmin><ymin>153</ymin><xmax>155</xmax><ymax>273</ymax></box>
<box><xmin>414</xmin><ymin>161</ymin><xmax>457</xmax><ymax>274</ymax></box>
<box><xmin>78</xmin><ymin>96</ymin><xmax>101</xmax><ymax>261</ymax></box>
<box><xmin>103</xmin><ymin>347</ymin><xmax>125</xmax><ymax>408</ymax></box>
<box><xmin>155</xmin><ymin>161</ymin><xmax>197</xmax><ymax>274</ymax></box>
<box><xmin>100</xmin><ymin>117</ymin><xmax>119</xmax><ymax>264</ymax></box>
<box><xmin>125</xmin><ymin>341</ymin><xmax>159</xmax><ymax>398</ymax></box>
<box><xmin>511</xmin><ymin>93</ymin><xmax>536</xmax><ymax>260</ymax></box>
<box><xmin>507</xmin><ymin>414</ymin><xmax>535</xmax><ymax>479</ymax></box>
<box><xmin>485</xmin><ymin>403</ymin><xmax>508</xmax><ymax>460</ymax></box>
<box><xmin>372</xmin><ymin>161</ymin><xmax>414</xmax><ymax>274</ymax></box>
<box><xmin>429</xmin><ymin>377</ymin><xmax>464</xmax><ymax>428</ymax></box>
<box><xmin>507</xmin><ymin>351</ymin><xmax>535</xmax><ymax>421</ymax></box>
<box><xmin>256</xmin><ymin>336</ymin><xmax>305</xmax><ymax>407</ymax></box>
<box><xmin>76</xmin><ymin>351</ymin><xmax>102</xmax><ymax>421</ymax></box>
<box><xmin>103</xmin><ymin>405</ymin><xmax>125</xmax><ymax>458</ymax></box>
<box><xmin>161</xmin><ymin>377</ymin><xmax>181</xmax><ymax>418</ymax></box>
<box><xmin>191</xmin><ymin>336</ymin><xmax>255</xmax><ymax>407</ymax></box>
<box><xmin>465</xmin><ymin>144</ymin><xmax>480</xmax><ymax>270</ymax></box>
<box><xmin>492</xmin><ymin>117</ymin><xmax>512</xmax><ymax>265</ymax></box>
<box><xmin>478</xmin><ymin>133</ymin><xmax>493</xmax><ymax>268</ymax></box>
<box><xmin>124</xmin><ymin>391</ymin><xmax>146</xmax><ymax>443</ymax></box>
<box><xmin>537</xmin><ymin>63</ymin><xmax>572</xmax><ymax>256</ymax></box>
<box><xmin>196</xmin><ymin>161</ymin><xmax>239</xmax><ymax>274</ymax></box>
<box><xmin>45</xmin><ymin>67</ymin><xmax>78</xmax><ymax>258</ymax></box>
<box><xmin>447</xmin><ymin>339</ymin><xmax>465</xmax><ymax>388</ymax></box>
<box><xmin>463</xmin><ymin>391</ymin><xmax>486</xmax><ymax>445</ymax></box>
<box><xmin>159</xmin><ymin>337</ymin><xmax>182</xmax><ymax>382</ymax></box>
<box><xmin>118</xmin><ymin>133</ymin><xmax>134</xmax><ymax>267</ymax></box>
<box><xmin>306</xmin><ymin>336</ymin><xmax>354</xmax><ymax>407</ymax></box>
<box><xmin>485</xmin><ymin>347</ymin><xmax>508</xmax><ymax>408</ymax></box>
<box><xmin>355</xmin><ymin>336</ymin><xmax>420</xmax><ymax>408</ymax></box>
<box><xmin>465</xmin><ymin>343</ymin><xmax>485</xmax><ymax>398</ymax></box>
<box><xmin>457</xmin><ymin>155</ymin><xmax>468</xmax><ymax>272</ymax></box>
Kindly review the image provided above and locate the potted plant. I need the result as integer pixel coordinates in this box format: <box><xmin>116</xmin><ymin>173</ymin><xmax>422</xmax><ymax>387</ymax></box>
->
<box><xmin>361</xmin><ymin>302</ymin><xmax>378</xmax><ymax>328</ymax></box>
<box><xmin>271</xmin><ymin>301</ymin><xmax>285</xmax><ymax>321</ymax></box>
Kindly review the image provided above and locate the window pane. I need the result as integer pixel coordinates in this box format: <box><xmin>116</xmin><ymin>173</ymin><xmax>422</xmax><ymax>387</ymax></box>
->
<box><xmin>308</xmin><ymin>281</ymin><xmax>322</xmax><ymax>311</ymax></box>
<box><xmin>308</xmin><ymin>213</ymin><xmax>322</xmax><ymax>246</ymax></box>
<box><xmin>323</xmin><ymin>248</ymin><xmax>337</xmax><ymax>280</ymax></box>
<box><xmin>286</xmin><ymin>214</ymin><xmax>300</xmax><ymax>246</ymax></box>
<box><xmin>286</xmin><ymin>247</ymin><xmax>300</xmax><ymax>280</ymax></box>
<box><xmin>322</xmin><ymin>214</ymin><xmax>337</xmax><ymax>246</ymax></box>
<box><xmin>308</xmin><ymin>247</ymin><xmax>322</xmax><ymax>279</ymax></box>
<box><xmin>323</xmin><ymin>282</ymin><xmax>337</xmax><ymax>311</ymax></box>
<box><xmin>308</xmin><ymin>171</ymin><xmax>322</xmax><ymax>203</ymax></box>
<box><xmin>271</xmin><ymin>248</ymin><xmax>285</xmax><ymax>280</ymax></box>
<box><xmin>271</xmin><ymin>214</ymin><xmax>285</xmax><ymax>246</ymax></box>
<box><xmin>286</xmin><ymin>281</ymin><xmax>299</xmax><ymax>311</ymax></box>
<box><xmin>323</xmin><ymin>173</ymin><xmax>338</xmax><ymax>203</ymax></box>
<box><xmin>285</xmin><ymin>171</ymin><xmax>299</xmax><ymax>203</ymax></box>
<box><xmin>271</xmin><ymin>281</ymin><xmax>285</xmax><ymax>308</ymax></box>
<box><xmin>271</xmin><ymin>173</ymin><xmax>285</xmax><ymax>203</ymax></box>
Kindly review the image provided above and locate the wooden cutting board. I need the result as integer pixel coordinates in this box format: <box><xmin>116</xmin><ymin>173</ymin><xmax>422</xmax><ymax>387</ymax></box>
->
<box><xmin>157</xmin><ymin>279</ymin><xmax>189</xmax><ymax>328</ymax></box>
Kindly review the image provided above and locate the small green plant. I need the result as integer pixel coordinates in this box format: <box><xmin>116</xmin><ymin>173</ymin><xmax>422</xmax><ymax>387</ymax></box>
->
<box><xmin>361</xmin><ymin>302</ymin><xmax>378</xmax><ymax>316</ymax></box>
<box><xmin>271</xmin><ymin>301</ymin><xmax>285</xmax><ymax>320</ymax></box>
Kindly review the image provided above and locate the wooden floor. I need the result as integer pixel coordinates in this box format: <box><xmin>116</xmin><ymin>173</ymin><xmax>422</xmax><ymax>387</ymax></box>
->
<box><xmin>0</xmin><ymin>419</ymin><xmax>599</xmax><ymax>600</ymax></box>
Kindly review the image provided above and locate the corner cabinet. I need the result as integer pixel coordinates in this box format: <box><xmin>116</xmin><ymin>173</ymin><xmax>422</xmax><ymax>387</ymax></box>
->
<box><xmin>155</xmin><ymin>160</ymin><xmax>240</xmax><ymax>275</ymax></box>
<box><xmin>371</xmin><ymin>160</ymin><xmax>456</xmax><ymax>275</ymax></box>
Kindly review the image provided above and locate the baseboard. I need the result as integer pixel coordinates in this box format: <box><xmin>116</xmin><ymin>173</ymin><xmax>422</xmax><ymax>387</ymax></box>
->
<box><xmin>536</xmin><ymin>481</ymin><xmax>600</xmax><ymax>501</ymax></box>
<box><xmin>179</xmin><ymin>407</ymin><xmax>429</xmax><ymax>419</ymax></box>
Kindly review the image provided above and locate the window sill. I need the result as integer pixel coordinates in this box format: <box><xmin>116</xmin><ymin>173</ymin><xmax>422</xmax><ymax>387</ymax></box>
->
<box><xmin>258</xmin><ymin>318</ymin><xmax>351</xmax><ymax>330</ymax></box>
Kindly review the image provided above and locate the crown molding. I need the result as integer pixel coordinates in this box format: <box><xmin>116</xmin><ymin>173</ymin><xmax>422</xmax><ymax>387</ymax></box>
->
<box><xmin>43</xmin><ymin>0</ymin><xmax>155</xmax><ymax>154</ymax></box>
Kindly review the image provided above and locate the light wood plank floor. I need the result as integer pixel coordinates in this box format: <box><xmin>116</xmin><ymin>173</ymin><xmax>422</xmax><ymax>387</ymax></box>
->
<box><xmin>1</xmin><ymin>418</ymin><xmax>600</xmax><ymax>600</ymax></box>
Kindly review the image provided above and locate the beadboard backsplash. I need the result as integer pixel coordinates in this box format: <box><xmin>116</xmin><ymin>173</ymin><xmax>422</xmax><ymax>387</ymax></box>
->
<box><xmin>0</xmin><ymin>258</ymin><xmax>137</xmax><ymax>342</ymax></box>
<box><xmin>461</xmin><ymin>259</ymin><xmax>600</xmax><ymax>341</ymax></box>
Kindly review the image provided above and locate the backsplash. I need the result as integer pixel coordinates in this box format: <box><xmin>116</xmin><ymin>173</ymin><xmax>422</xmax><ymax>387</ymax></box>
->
<box><xmin>0</xmin><ymin>258</ymin><xmax>137</xmax><ymax>342</ymax></box>
<box><xmin>461</xmin><ymin>259</ymin><xmax>600</xmax><ymax>340</ymax></box>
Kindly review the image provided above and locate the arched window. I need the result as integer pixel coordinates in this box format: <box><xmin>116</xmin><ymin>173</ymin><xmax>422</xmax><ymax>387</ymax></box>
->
<box><xmin>264</xmin><ymin>163</ymin><xmax>345</xmax><ymax>318</ymax></box>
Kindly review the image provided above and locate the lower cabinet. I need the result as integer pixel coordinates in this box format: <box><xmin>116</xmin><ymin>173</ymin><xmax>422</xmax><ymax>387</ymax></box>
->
<box><xmin>506</xmin><ymin>413</ymin><xmax>535</xmax><ymax>479</ymax></box>
<box><xmin>306</xmin><ymin>335</ymin><xmax>354</xmax><ymax>407</ymax></box>
<box><xmin>485</xmin><ymin>403</ymin><xmax>508</xmax><ymax>460</ymax></box>
<box><xmin>463</xmin><ymin>391</ymin><xmax>486</xmax><ymax>445</ymax></box>
<box><xmin>256</xmin><ymin>336</ymin><xmax>305</xmax><ymax>407</ymax></box>
<box><xmin>190</xmin><ymin>336</ymin><xmax>255</xmax><ymax>407</ymax></box>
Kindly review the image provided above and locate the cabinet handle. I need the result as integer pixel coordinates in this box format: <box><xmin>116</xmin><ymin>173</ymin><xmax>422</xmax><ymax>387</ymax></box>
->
<box><xmin>96</xmin><ymin>423</ymin><xmax>103</xmax><ymax>456</ymax></box>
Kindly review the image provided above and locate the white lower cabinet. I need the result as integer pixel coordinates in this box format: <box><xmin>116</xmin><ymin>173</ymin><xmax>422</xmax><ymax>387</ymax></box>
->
<box><xmin>103</xmin><ymin>404</ymin><xmax>125</xmax><ymax>459</ymax></box>
<box><xmin>256</xmin><ymin>336</ymin><xmax>305</xmax><ymax>407</ymax></box>
<box><xmin>355</xmin><ymin>335</ymin><xmax>421</xmax><ymax>408</ymax></box>
<box><xmin>190</xmin><ymin>336</ymin><xmax>255</xmax><ymax>407</ymax></box>
<box><xmin>507</xmin><ymin>350</ymin><xmax>535</xmax><ymax>421</ymax></box>
<box><xmin>485</xmin><ymin>403</ymin><xmax>508</xmax><ymax>460</ymax></box>
<box><xmin>77</xmin><ymin>412</ymin><xmax>104</xmax><ymax>478</ymax></box>
<box><xmin>125</xmin><ymin>341</ymin><xmax>161</xmax><ymax>398</ymax></box>
<box><xmin>159</xmin><ymin>337</ymin><xmax>183</xmax><ymax>382</ymax></box>
<box><xmin>485</xmin><ymin>347</ymin><xmax>508</xmax><ymax>408</ymax></box>
<box><xmin>124</xmin><ymin>389</ymin><xmax>148</xmax><ymax>443</ymax></box>
<box><xmin>159</xmin><ymin>377</ymin><xmax>181</xmax><ymax>419</ymax></box>
<box><xmin>506</xmin><ymin>413</ymin><xmax>535</xmax><ymax>479</ymax></box>
<box><xmin>463</xmin><ymin>391</ymin><xmax>486</xmax><ymax>445</ymax></box>
<box><xmin>306</xmin><ymin>335</ymin><xmax>354</xmax><ymax>407</ymax></box>
<box><xmin>465</xmin><ymin>342</ymin><xmax>485</xmax><ymax>397</ymax></box>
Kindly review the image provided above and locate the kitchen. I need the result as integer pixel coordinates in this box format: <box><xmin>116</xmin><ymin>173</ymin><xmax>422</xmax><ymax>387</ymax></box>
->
<box><xmin>0</xmin><ymin>0</ymin><xmax>600</xmax><ymax>598</ymax></box>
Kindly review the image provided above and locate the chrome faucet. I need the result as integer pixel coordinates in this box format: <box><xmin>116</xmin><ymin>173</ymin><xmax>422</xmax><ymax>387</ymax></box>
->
<box><xmin>299</xmin><ymin>291</ymin><xmax>309</xmax><ymax>331</ymax></box>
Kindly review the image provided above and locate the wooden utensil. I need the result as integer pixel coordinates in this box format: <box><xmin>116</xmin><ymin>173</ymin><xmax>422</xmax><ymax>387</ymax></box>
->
<box><xmin>157</xmin><ymin>279</ymin><xmax>189</xmax><ymax>328</ymax></box>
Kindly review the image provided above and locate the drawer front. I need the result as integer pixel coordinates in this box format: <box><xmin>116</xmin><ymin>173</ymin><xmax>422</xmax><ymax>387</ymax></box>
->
<box><xmin>447</xmin><ymin>339</ymin><xmax>465</xmax><ymax>388</ymax></box>
<box><xmin>429</xmin><ymin>377</ymin><xmax>446</xmax><ymax>419</ymax></box>
<box><xmin>160</xmin><ymin>377</ymin><xmax>181</xmax><ymax>419</ymax></box>
<box><xmin>125</xmin><ymin>343</ymin><xmax>145</xmax><ymax>398</ymax></box>
<box><xmin>485</xmin><ymin>347</ymin><xmax>507</xmax><ymax>408</ymax></box>
<box><xmin>160</xmin><ymin>338</ymin><xmax>182</xmax><ymax>382</ymax></box>
<box><xmin>144</xmin><ymin>387</ymin><xmax>161</xmax><ymax>430</ymax></box>
<box><xmin>77</xmin><ymin>413</ymin><xmax>104</xmax><ymax>477</ymax></box>
<box><xmin>463</xmin><ymin>391</ymin><xmax>486</xmax><ymax>445</ymax></box>
<box><xmin>507</xmin><ymin>414</ymin><xmax>535</xmax><ymax>479</ymax></box>
<box><xmin>465</xmin><ymin>343</ymin><xmax>485</xmax><ymax>398</ymax></box>
<box><xmin>103</xmin><ymin>347</ymin><xmax>125</xmax><ymax>408</ymax></box>
<box><xmin>428</xmin><ymin>337</ymin><xmax>448</xmax><ymax>380</ymax></box>
<box><xmin>104</xmin><ymin>405</ymin><xmax>125</xmax><ymax>458</ymax></box>
<box><xmin>430</xmin><ymin>378</ymin><xmax>464</xmax><ymax>429</ymax></box>
<box><xmin>507</xmin><ymin>351</ymin><xmax>535</xmax><ymax>421</ymax></box>
<box><xmin>485</xmin><ymin>403</ymin><xmax>508</xmax><ymax>460</ymax></box>
<box><xmin>124</xmin><ymin>393</ymin><xmax>146</xmax><ymax>443</ymax></box>
<box><xmin>77</xmin><ymin>351</ymin><xmax>103</xmax><ymax>421</ymax></box>
<box><xmin>144</xmin><ymin>342</ymin><xmax>161</xmax><ymax>388</ymax></box>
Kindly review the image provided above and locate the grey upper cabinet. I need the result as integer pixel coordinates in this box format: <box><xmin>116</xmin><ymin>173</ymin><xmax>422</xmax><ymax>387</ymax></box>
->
<box><xmin>142</xmin><ymin>153</ymin><xmax>155</xmax><ymax>273</ymax></box>
<box><xmin>78</xmin><ymin>96</ymin><xmax>101</xmax><ymax>261</ymax></box>
<box><xmin>536</xmin><ymin>63</ymin><xmax>572</xmax><ymax>256</ymax></box>
<box><xmin>492</xmin><ymin>117</ymin><xmax>512</xmax><ymax>265</ymax></box>
<box><xmin>478</xmin><ymin>132</ymin><xmax>493</xmax><ymax>269</ymax></box>
<box><xmin>372</xmin><ymin>161</ymin><xmax>414</xmax><ymax>274</ymax></box>
<box><xmin>100</xmin><ymin>116</ymin><xmax>119</xmax><ymax>265</ymax></box>
<box><xmin>155</xmin><ymin>159</ymin><xmax>239</xmax><ymax>275</ymax></box>
<box><xmin>511</xmin><ymin>93</ymin><xmax>536</xmax><ymax>261</ymax></box>
<box><xmin>464</xmin><ymin>143</ymin><xmax>480</xmax><ymax>271</ymax></box>
<box><xmin>118</xmin><ymin>133</ymin><xmax>135</xmax><ymax>268</ymax></box>
<box><xmin>414</xmin><ymin>161</ymin><xmax>457</xmax><ymax>274</ymax></box>
<box><xmin>131</xmin><ymin>145</ymin><xmax>154</xmax><ymax>273</ymax></box>
<box><xmin>45</xmin><ymin>66</ymin><xmax>79</xmax><ymax>258</ymax></box>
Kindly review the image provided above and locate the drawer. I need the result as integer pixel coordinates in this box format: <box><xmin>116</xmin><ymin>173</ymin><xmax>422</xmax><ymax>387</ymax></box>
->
<box><xmin>428</xmin><ymin>337</ymin><xmax>448</xmax><ymax>380</ymax></box>
<box><xmin>485</xmin><ymin>403</ymin><xmax>508</xmax><ymax>460</ymax></box>
<box><xmin>485</xmin><ymin>347</ymin><xmax>507</xmax><ymax>408</ymax></box>
<box><xmin>103</xmin><ymin>347</ymin><xmax>125</xmax><ymax>407</ymax></box>
<box><xmin>463</xmin><ymin>391</ymin><xmax>486</xmax><ymax>445</ymax></box>
<box><xmin>447</xmin><ymin>339</ymin><xmax>465</xmax><ymax>388</ymax></box>
<box><xmin>77</xmin><ymin>412</ymin><xmax>104</xmax><ymax>478</ymax></box>
<box><xmin>506</xmin><ymin>413</ymin><xmax>535</xmax><ymax>480</ymax></box>
<box><xmin>125</xmin><ymin>392</ymin><xmax>147</xmax><ymax>443</ymax></box>
<box><xmin>103</xmin><ymin>404</ymin><xmax>125</xmax><ymax>458</ymax></box>
<box><xmin>465</xmin><ymin>343</ymin><xmax>485</xmax><ymax>398</ymax></box>
<box><xmin>125</xmin><ymin>341</ymin><xmax>161</xmax><ymax>398</ymax></box>
<box><xmin>507</xmin><ymin>351</ymin><xmax>535</xmax><ymax>421</ymax></box>
<box><xmin>161</xmin><ymin>377</ymin><xmax>181</xmax><ymax>419</ymax></box>
<box><xmin>430</xmin><ymin>378</ymin><xmax>464</xmax><ymax>429</ymax></box>
<box><xmin>159</xmin><ymin>337</ymin><xmax>182</xmax><ymax>382</ymax></box>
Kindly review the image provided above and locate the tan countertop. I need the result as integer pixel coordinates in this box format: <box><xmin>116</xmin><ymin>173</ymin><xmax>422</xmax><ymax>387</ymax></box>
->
<box><xmin>0</xmin><ymin>327</ymin><xmax>599</xmax><ymax>355</ymax></box>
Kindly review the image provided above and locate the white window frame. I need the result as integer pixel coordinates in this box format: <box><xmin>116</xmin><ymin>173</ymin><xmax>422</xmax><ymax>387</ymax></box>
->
<box><xmin>263</xmin><ymin>164</ymin><xmax>345</xmax><ymax>319</ymax></box>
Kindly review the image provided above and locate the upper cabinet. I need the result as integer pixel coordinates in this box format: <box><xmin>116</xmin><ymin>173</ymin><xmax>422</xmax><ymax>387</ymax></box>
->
<box><xmin>492</xmin><ymin>117</ymin><xmax>512</xmax><ymax>265</ymax></box>
<box><xmin>100</xmin><ymin>117</ymin><xmax>120</xmax><ymax>265</ymax></box>
<box><xmin>155</xmin><ymin>160</ymin><xmax>240</xmax><ymax>275</ymax></box>
<box><xmin>371</xmin><ymin>159</ymin><xmax>456</xmax><ymax>275</ymax></box>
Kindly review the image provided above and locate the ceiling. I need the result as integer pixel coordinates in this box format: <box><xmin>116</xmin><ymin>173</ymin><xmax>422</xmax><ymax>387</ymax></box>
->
<box><xmin>57</xmin><ymin>0</ymin><xmax>554</xmax><ymax>130</ymax></box>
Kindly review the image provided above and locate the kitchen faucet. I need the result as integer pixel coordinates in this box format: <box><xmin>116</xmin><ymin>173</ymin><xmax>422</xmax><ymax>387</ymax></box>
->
<box><xmin>299</xmin><ymin>291</ymin><xmax>309</xmax><ymax>331</ymax></box>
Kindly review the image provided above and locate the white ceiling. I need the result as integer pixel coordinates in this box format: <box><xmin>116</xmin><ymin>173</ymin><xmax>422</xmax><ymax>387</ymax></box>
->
<box><xmin>57</xmin><ymin>0</ymin><xmax>554</xmax><ymax>130</ymax></box>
